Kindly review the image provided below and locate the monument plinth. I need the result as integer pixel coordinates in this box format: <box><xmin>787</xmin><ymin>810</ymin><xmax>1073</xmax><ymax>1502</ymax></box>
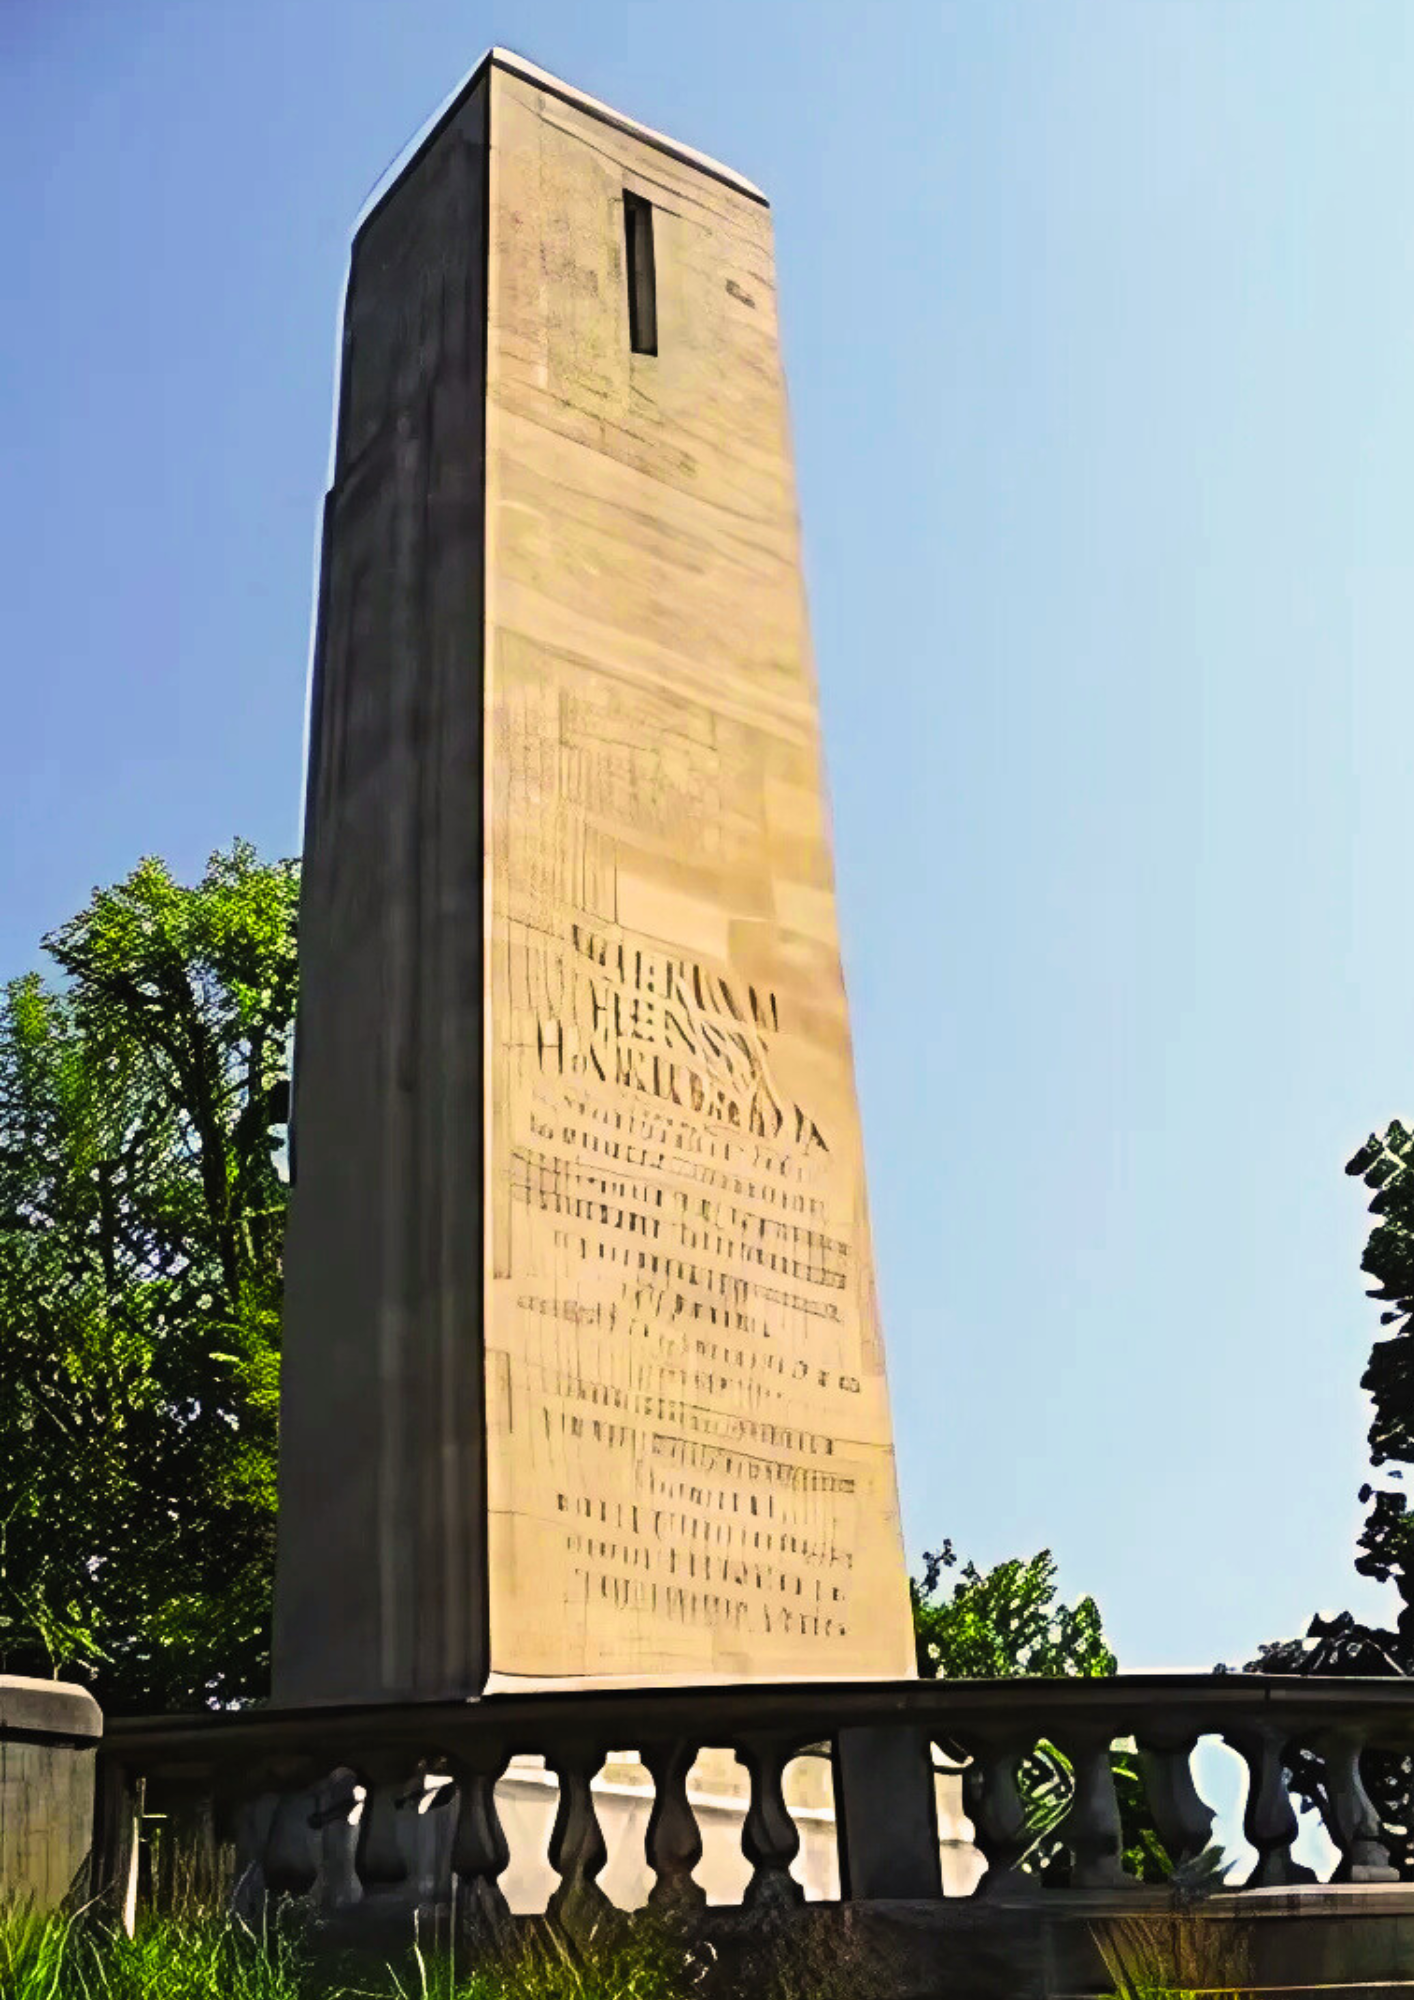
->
<box><xmin>273</xmin><ymin>49</ymin><xmax>915</xmax><ymax>1705</ymax></box>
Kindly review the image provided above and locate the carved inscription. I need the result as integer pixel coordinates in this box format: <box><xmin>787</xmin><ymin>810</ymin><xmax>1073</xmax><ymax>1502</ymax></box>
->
<box><xmin>505</xmin><ymin>1036</ymin><xmax>860</xmax><ymax>1642</ymax></box>
<box><xmin>483</xmin><ymin>661</ymin><xmax>910</xmax><ymax>1680</ymax></box>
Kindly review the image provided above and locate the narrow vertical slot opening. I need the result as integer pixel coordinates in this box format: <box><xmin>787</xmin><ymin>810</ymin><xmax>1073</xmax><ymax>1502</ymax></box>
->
<box><xmin>623</xmin><ymin>191</ymin><xmax>658</xmax><ymax>356</ymax></box>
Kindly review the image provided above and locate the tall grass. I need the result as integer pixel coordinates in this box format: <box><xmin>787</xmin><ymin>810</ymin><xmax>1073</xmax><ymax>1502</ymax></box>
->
<box><xmin>0</xmin><ymin>1908</ymin><xmax>713</xmax><ymax>2000</ymax></box>
<box><xmin>0</xmin><ymin>1908</ymin><xmax>316</xmax><ymax>2000</ymax></box>
<box><xmin>390</xmin><ymin>1920</ymin><xmax>711</xmax><ymax>2000</ymax></box>
<box><xmin>1091</xmin><ymin>1907</ymin><xmax>1256</xmax><ymax>2000</ymax></box>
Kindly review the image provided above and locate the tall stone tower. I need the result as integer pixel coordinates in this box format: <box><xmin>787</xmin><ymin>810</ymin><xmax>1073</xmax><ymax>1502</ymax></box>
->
<box><xmin>272</xmin><ymin>50</ymin><xmax>915</xmax><ymax>1706</ymax></box>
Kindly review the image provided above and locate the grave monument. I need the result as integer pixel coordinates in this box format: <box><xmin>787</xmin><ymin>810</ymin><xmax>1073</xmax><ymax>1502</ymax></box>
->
<box><xmin>272</xmin><ymin>49</ymin><xmax>916</xmax><ymax>1708</ymax></box>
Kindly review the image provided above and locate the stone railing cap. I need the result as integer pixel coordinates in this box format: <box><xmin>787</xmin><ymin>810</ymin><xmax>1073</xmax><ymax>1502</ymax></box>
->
<box><xmin>0</xmin><ymin>1674</ymin><xmax>103</xmax><ymax>1741</ymax></box>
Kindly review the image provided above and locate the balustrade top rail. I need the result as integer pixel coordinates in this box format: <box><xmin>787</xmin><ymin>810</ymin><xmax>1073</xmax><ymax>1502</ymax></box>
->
<box><xmin>98</xmin><ymin>1672</ymin><xmax>1414</xmax><ymax>1774</ymax></box>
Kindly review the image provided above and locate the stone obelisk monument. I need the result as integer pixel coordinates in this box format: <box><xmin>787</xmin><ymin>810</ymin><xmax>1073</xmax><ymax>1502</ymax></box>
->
<box><xmin>273</xmin><ymin>50</ymin><xmax>915</xmax><ymax>1706</ymax></box>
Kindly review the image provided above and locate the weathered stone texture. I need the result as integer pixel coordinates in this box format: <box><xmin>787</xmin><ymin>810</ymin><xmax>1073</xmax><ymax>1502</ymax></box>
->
<box><xmin>0</xmin><ymin>1676</ymin><xmax>101</xmax><ymax>1910</ymax></box>
<box><xmin>480</xmin><ymin>65</ymin><xmax>911</xmax><ymax>1685</ymax></box>
<box><xmin>274</xmin><ymin>76</ymin><xmax>491</xmax><ymax>1706</ymax></box>
<box><xmin>273</xmin><ymin>52</ymin><xmax>914</xmax><ymax>1705</ymax></box>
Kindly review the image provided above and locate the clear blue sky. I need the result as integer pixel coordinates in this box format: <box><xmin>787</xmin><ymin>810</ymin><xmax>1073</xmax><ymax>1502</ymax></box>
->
<box><xmin>3</xmin><ymin>0</ymin><xmax>1411</xmax><ymax>1687</ymax></box>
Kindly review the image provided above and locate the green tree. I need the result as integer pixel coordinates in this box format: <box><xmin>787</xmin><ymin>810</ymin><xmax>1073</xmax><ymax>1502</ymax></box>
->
<box><xmin>1233</xmin><ymin>1120</ymin><xmax>1414</xmax><ymax>1873</ymax></box>
<box><xmin>0</xmin><ymin>842</ymin><xmax>297</xmax><ymax>1712</ymax></box>
<box><xmin>911</xmin><ymin>1543</ymin><xmax>1116</xmax><ymax>1680</ymax></box>
<box><xmin>1347</xmin><ymin>1121</ymin><xmax>1414</xmax><ymax>1632</ymax></box>
<box><xmin>913</xmin><ymin>1544</ymin><xmax>1171</xmax><ymax>1882</ymax></box>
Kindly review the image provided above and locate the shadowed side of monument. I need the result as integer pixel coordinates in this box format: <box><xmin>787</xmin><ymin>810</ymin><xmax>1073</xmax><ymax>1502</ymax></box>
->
<box><xmin>273</xmin><ymin>74</ymin><xmax>493</xmax><ymax>1705</ymax></box>
<box><xmin>273</xmin><ymin>50</ymin><xmax>915</xmax><ymax>1707</ymax></box>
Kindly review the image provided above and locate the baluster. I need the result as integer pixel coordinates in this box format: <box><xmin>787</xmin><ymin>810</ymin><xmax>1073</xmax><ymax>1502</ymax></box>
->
<box><xmin>92</xmin><ymin>1763</ymin><xmax>144</xmax><ymax>1933</ymax></box>
<box><xmin>1224</xmin><ymin>1724</ymin><xmax>1315</xmax><ymax>1888</ymax></box>
<box><xmin>643</xmin><ymin>1740</ymin><xmax>705</xmax><ymax>1913</ymax></box>
<box><xmin>962</xmin><ymin>1739</ymin><xmax>1031</xmax><ymax>1896</ymax></box>
<box><xmin>355</xmin><ymin>1757</ymin><xmax>416</xmax><ymax>1896</ymax></box>
<box><xmin>546</xmin><ymin>1744</ymin><xmax>612</xmax><ymax>1937</ymax></box>
<box><xmin>737</xmin><ymin>1733</ymin><xmax>804</xmax><ymax>1913</ymax></box>
<box><xmin>231</xmin><ymin>1791</ymin><xmax>279</xmax><ymax>1929</ymax></box>
<box><xmin>263</xmin><ymin>1785</ymin><xmax>322</xmax><ymax>1898</ymax></box>
<box><xmin>449</xmin><ymin>1758</ymin><xmax>512</xmax><ymax>1944</ymax></box>
<box><xmin>1135</xmin><ymin>1729</ymin><xmax>1215</xmax><ymax>1868</ymax></box>
<box><xmin>180</xmin><ymin>1786</ymin><xmax>224</xmax><ymax>1911</ymax></box>
<box><xmin>308</xmin><ymin>1769</ymin><xmax>363</xmax><ymax>1915</ymax></box>
<box><xmin>1316</xmin><ymin>1732</ymin><xmax>1398</xmax><ymax>1883</ymax></box>
<box><xmin>1056</xmin><ymin>1730</ymin><xmax>1130</xmax><ymax>1890</ymax></box>
<box><xmin>409</xmin><ymin>1773</ymin><xmax>460</xmax><ymax>1954</ymax></box>
<box><xmin>404</xmin><ymin>1771</ymin><xmax>457</xmax><ymax>1917</ymax></box>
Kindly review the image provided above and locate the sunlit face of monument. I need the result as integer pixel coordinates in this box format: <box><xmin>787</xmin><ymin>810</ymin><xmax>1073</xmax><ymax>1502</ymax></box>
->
<box><xmin>273</xmin><ymin>50</ymin><xmax>915</xmax><ymax>1704</ymax></box>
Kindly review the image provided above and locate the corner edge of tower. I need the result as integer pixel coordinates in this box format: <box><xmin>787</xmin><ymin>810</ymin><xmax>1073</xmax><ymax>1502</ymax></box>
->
<box><xmin>351</xmin><ymin>46</ymin><xmax>769</xmax><ymax>259</ymax></box>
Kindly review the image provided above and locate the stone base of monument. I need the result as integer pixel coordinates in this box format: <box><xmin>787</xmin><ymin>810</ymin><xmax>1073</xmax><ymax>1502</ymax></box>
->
<box><xmin>0</xmin><ymin>1676</ymin><xmax>103</xmax><ymax>1913</ymax></box>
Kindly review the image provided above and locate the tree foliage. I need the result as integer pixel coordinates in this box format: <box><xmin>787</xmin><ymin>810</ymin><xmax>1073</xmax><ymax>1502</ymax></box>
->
<box><xmin>1348</xmin><ymin>1121</ymin><xmax>1414</xmax><ymax>1634</ymax></box>
<box><xmin>1233</xmin><ymin>1121</ymin><xmax>1414</xmax><ymax>1874</ymax></box>
<box><xmin>911</xmin><ymin>1543</ymin><xmax>1116</xmax><ymax>1680</ymax></box>
<box><xmin>0</xmin><ymin>842</ymin><xmax>297</xmax><ymax>1711</ymax></box>
<box><xmin>912</xmin><ymin>1544</ymin><xmax>1170</xmax><ymax>1881</ymax></box>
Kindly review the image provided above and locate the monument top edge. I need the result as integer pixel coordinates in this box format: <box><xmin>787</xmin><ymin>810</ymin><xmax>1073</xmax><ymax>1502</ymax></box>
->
<box><xmin>352</xmin><ymin>46</ymin><xmax>769</xmax><ymax>249</ymax></box>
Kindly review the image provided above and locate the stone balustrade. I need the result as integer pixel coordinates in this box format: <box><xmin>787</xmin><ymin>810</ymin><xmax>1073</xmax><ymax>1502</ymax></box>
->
<box><xmin>93</xmin><ymin>1674</ymin><xmax>1414</xmax><ymax>1950</ymax></box>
